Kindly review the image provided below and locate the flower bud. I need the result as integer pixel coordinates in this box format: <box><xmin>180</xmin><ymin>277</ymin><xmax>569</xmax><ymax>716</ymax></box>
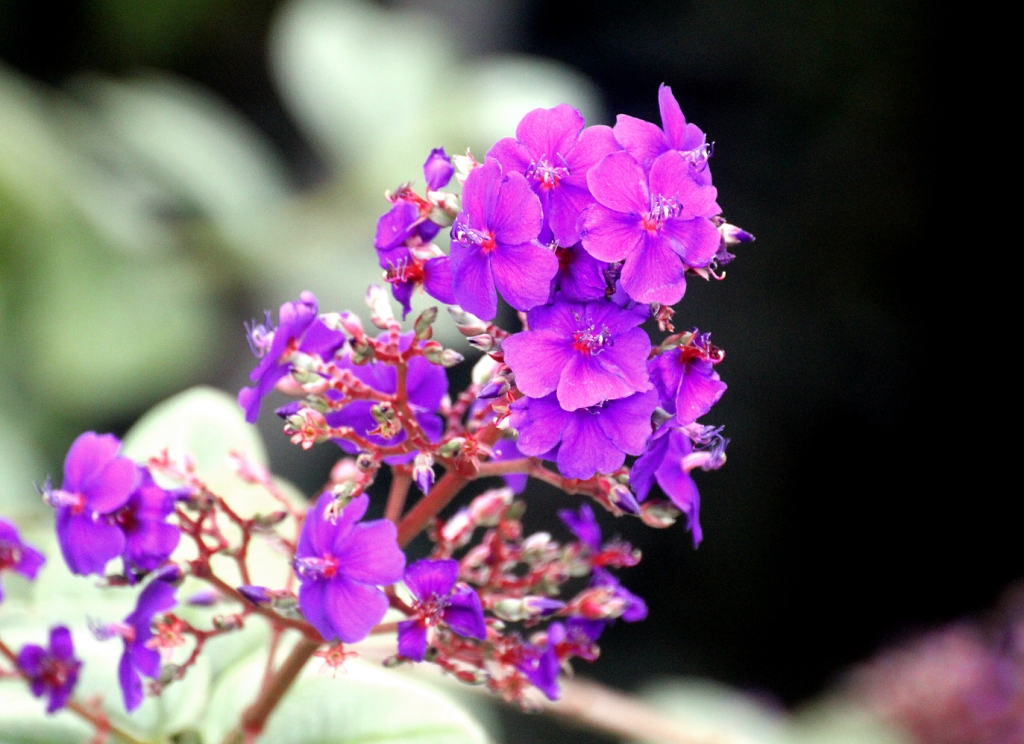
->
<box><xmin>414</xmin><ymin>307</ymin><xmax>439</xmax><ymax>338</ymax></box>
<box><xmin>640</xmin><ymin>501</ymin><xmax>681</xmax><ymax>529</ymax></box>
<box><xmin>607</xmin><ymin>484</ymin><xmax>641</xmax><ymax>515</ymax></box>
<box><xmin>438</xmin><ymin>437</ymin><xmax>464</xmax><ymax>458</ymax></box>
<box><xmin>252</xmin><ymin>511</ymin><xmax>289</xmax><ymax>530</ymax></box>
<box><xmin>365</xmin><ymin>285</ymin><xmax>395</xmax><ymax>329</ymax></box>
<box><xmin>522</xmin><ymin>532</ymin><xmax>555</xmax><ymax>563</ymax></box>
<box><xmin>413</xmin><ymin>452</ymin><xmax>435</xmax><ymax>494</ymax></box>
<box><xmin>452</xmin><ymin>148</ymin><xmax>481</xmax><ymax>186</ymax></box>
<box><xmin>471</xmin><ymin>354</ymin><xmax>500</xmax><ymax>386</ymax></box>
<box><xmin>447</xmin><ymin>307</ymin><xmax>489</xmax><ymax>337</ymax></box>
<box><xmin>356</xmin><ymin>453</ymin><xmax>376</xmax><ymax>472</ymax></box>
<box><xmin>423</xmin><ymin>147</ymin><xmax>455</xmax><ymax>191</ymax></box>
<box><xmin>469</xmin><ymin>488</ymin><xmax>513</xmax><ymax>526</ymax></box>
<box><xmin>440</xmin><ymin>508</ymin><xmax>474</xmax><ymax>546</ymax></box>
<box><xmin>467</xmin><ymin>334</ymin><xmax>494</xmax><ymax>352</ymax></box>
<box><xmin>719</xmin><ymin>222</ymin><xmax>755</xmax><ymax>246</ymax></box>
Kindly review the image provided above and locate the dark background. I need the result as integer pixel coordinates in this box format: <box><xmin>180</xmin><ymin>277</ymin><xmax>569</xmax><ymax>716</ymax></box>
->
<box><xmin>1</xmin><ymin>0</ymin><xmax>1007</xmax><ymax>740</ymax></box>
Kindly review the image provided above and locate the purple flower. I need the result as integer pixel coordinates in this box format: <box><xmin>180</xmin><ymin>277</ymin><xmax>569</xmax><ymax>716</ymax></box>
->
<box><xmin>0</xmin><ymin>519</ymin><xmax>45</xmax><ymax>602</ymax></box>
<box><xmin>519</xmin><ymin>622</ymin><xmax>565</xmax><ymax>701</ymax></box>
<box><xmin>614</xmin><ymin>84</ymin><xmax>713</xmax><ymax>182</ymax></box>
<box><xmin>553</xmin><ymin>242</ymin><xmax>609</xmax><ymax>302</ymax></box>
<box><xmin>503</xmin><ymin>297</ymin><xmax>652</xmax><ymax>411</ymax></box>
<box><xmin>397</xmin><ymin>559</ymin><xmax>487</xmax><ymax>662</ymax></box>
<box><xmin>579</xmin><ymin>150</ymin><xmax>721</xmax><ymax>305</ymax></box>
<box><xmin>450</xmin><ymin>158</ymin><xmax>558</xmax><ymax>321</ymax></box>
<box><xmin>294</xmin><ymin>493</ymin><xmax>405</xmax><ymax>643</ymax></box>
<box><xmin>558</xmin><ymin>504</ymin><xmax>601</xmax><ymax>553</ymax></box>
<box><xmin>376</xmin><ymin>200</ymin><xmax>440</xmax><ymax>257</ymax></box>
<box><xmin>648</xmin><ymin>333</ymin><xmax>727</xmax><ymax>425</ymax></box>
<box><xmin>325</xmin><ymin>333</ymin><xmax>448</xmax><ymax>465</ymax></box>
<box><xmin>492</xmin><ymin>437</ymin><xmax>527</xmax><ymax>494</ymax></box>
<box><xmin>423</xmin><ymin>147</ymin><xmax>455</xmax><ymax>191</ymax></box>
<box><xmin>114</xmin><ymin>470</ymin><xmax>181</xmax><ymax>574</ymax></box>
<box><xmin>17</xmin><ymin>626</ymin><xmax>81</xmax><ymax>713</ymax></box>
<box><xmin>45</xmin><ymin>432</ymin><xmax>139</xmax><ymax>576</ymax></box>
<box><xmin>591</xmin><ymin>568</ymin><xmax>648</xmax><ymax>622</ymax></box>
<box><xmin>509</xmin><ymin>390</ymin><xmax>659</xmax><ymax>480</ymax></box>
<box><xmin>488</xmin><ymin>105</ymin><xmax>618</xmax><ymax>247</ymax></box>
<box><xmin>238</xmin><ymin>292</ymin><xmax>347</xmax><ymax>424</ymax></box>
<box><xmin>380</xmin><ymin>249</ymin><xmax>455</xmax><ymax>319</ymax></box>
<box><xmin>111</xmin><ymin>578</ymin><xmax>177</xmax><ymax>711</ymax></box>
<box><xmin>631</xmin><ymin>419</ymin><xmax>728</xmax><ymax>546</ymax></box>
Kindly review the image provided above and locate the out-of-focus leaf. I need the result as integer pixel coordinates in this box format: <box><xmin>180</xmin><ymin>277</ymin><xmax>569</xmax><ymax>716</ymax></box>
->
<box><xmin>634</xmin><ymin>677</ymin><xmax>789</xmax><ymax>744</ymax></box>
<box><xmin>786</xmin><ymin>700</ymin><xmax>912</xmax><ymax>744</ymax></box>
<box><xmin>0</xmin><ymin>679</ymin><xmax>92</xmax><ymax>744</ymax></box>
<box><xmin>203</xmin><ymin>648</ymin><xmax>491</xmax><ymax>744</ymax></box>
<box><xmin>0</xmin><ymin>408</ymin><xmax>49</xmax><ymax>525</ymax></box>
<box><xmin>122</xmin><ymin>385</ymin><xmax>268</xmax><ymax>476</ymax></box>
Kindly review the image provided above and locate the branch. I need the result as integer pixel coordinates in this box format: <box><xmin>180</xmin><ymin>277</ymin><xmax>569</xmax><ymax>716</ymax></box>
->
<box><xmin>385</xmin><ymin>469</ymin><xmax>412</xmax><ymax>524</ymax></box>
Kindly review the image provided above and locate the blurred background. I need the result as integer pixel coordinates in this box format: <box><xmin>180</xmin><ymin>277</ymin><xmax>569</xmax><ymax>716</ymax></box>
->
<box><xmin>1</xmin><ymin>1</ymin><xmax>1015</xmax><ymax>742</ymax></box>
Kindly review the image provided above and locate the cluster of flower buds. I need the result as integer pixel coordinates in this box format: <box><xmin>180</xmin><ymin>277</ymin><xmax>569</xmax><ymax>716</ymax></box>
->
<box><xmin>1</xmin><ymin>85</ymin><xmax>750</xmax><ymax>724</ymax></box>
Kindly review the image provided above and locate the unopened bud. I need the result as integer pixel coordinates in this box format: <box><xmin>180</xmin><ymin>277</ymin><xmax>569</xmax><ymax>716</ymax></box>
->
<box><xmin>413</xmin><ymin>452</ymin><xmax>435</xmax><ymax>494</ymax></box>
<box><xmin>350</xmin><ymin>339</ymin><xmax>375</xmax><ymax>364</ymax></box>
<box><xmin>424</xmin><ymin>344</ymin><xmax>464</xmax><ymax>367</ymax></box>
<box><xmin>447</xmin><ymin>307</ymin><xmax>489</xmax><ymax>337</ymax></box>
<box><xmin>212</xmin><ymin>614</ymin><xmax>244</xmax><ymax>631</ymax></box>
<box><xmin>440</xmin><ymin>508</ymin><xmax>474</xmax><ymax>546</ymax></box>
<box><xmin>438</xmin><ymin>438</ymin><xmax>464</xmax><ymax>458</ymax></box>
<box><xmin>365</xmin><ymin>285</ymin><xmax>395</xmax><ymax>329</ymax></box>
<box><xmin>253</xmin><ymin>511</ymin><xmax>289</xmax><ymax>529</ymax></box>
<box><xmin>467</xmin><ymin>334</ymin><xmax>494</xmax><ymax>352</ymax></box>
<box><xmin>159</xmin><ymin>664</ymin><xmax>180</xmax><ymax>685</ymax></box>
<box><xmin>356</xmin><ymin>453</ymin><xmax>376</xmax><ymax>472</ymax></box>
<box><xmin>522</xmin><ymin>532</ymin><xmax>554</xmax><ymax>563</ymax></box>
<box><xmin>414</xmin><ymin>307</ymin><xmax>439</xmax><ymax>338</ymax></box>
<box><xmin>607</xmin><ymin>484</ymin><xmax>641</xmax><ymax>515</ymax></box>
<box><xmin>719</xmin><ymin>223</ymin><xmax>755</xmax><ymax>245</ymax></box>
<box><xmin>427</xmin><ymin>190</ymin><xmax>461</xmax><ymax>220</ymax></box>
<box><xmin>382</xmin><ymin>655</ymin><xmax>409</xmax><ymax>668</ymax></box>
<box><xmin>469</xmin><ymin>488</ymin><xmax>513</xmax><ymax>526</ymax></box>
<box><xmin>332</xmin><ymin>479</ymin><xmax>360</xmax><ymax>502</ymax></box>
<box><xmin>452</xmin><ymin>149</ymin><xmax>481</xmax><ymax>186</ymax></box>
<box><xmin>639</xmin><ymin>501</ymin><xmax>681</xmax><ymax>529</ymax></box>
<box><xmin>471</xmin><ymin>354</ymin><xmax>499</xmax><ymax>386</ymax></box>
<box><xmin>371</xmin><ymin>402</ymin><xmax>396</xmax><ymax>424</ymax></box>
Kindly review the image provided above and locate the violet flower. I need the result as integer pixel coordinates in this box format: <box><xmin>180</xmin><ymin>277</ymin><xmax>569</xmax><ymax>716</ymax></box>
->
<box><xmin>553</xmin><ymin>242</ymin><xmax>609</xmax><ymax>302</ymax></box>
<box><xmin>648</xmin><ymin>333</ymin><xmax>727</xmax><ymax>425</ymax></box>
<box><xmin>450</xmin><ymin>158</ymin><xmax>558</xmax><ymax>320</ymax></box>
<box><xmin>488</xmin><ymin>104</ymin><xmax>618</xmax><ymax>247</ymax></box>
<box><xmin>325</xmin><ymin>333</ymin><xmax>448</xmax><ymax>465</ymax></box>
<box><xmin>519</xmin><ymin>622</ymin><xmax>565</xmax><ymax>701</ymax></box>
<box><xmin>423</xmin><ymin>147</ymin><xmax>455</xmax><ymax>191</ymax></box>
<box><xmin>376</xmin><ymin>200</ymin><xmax>440</xmax><ymax>257</ymax></box>
<box><xmin>115</xmin><ymin>470</ymin><xmax>181</xmax><ymax>574</ymax></box>
<box><xmin>503</xmin><ymin>297</ymin><xmax>652</xmax><ymax>411</ymax></box>
<box><xmin>17</xmin><ymin>626</ymin><xmax>81</xmax><ymax>713</ymax></box>
<box><xmin>294</xmin><ymin>493</ymin><xmax>405</xmax><ymax>643</ymax></box>
<box><xmin>558</xmin><ymin>504</ymin><xmax>602</xmax><ymax>553</ymax></box>
<box><xmin>509</xmin><ymin>390</ymin><xmax>659</xmax><ymax>480</ymax></box>
<box><xmin>44</xmin><ymin>432</ymin><xmax>139</xmax><ymax>576</ymax></box>
<box><xmin>579</xmin><ymin>150</ymin><xmax>721</xmax><ymax>305</ymax></box>
<box><xmin>614</xmin><ymin>84</ymin><xmax>713</xmax><ymax>181</ymax></box>
<box><xmin>0</xmin><ymin>518</ymin><xmax>45</xmax><ymax>602</ymax></box>
<box><xmin>398</xmin><ymin>558</ymin><xmax>487</xmax><ymax>662</ymax></box>
<box><xmin>238</xmin><ymin>292</ymin><xmax>347</xmax><ymax>423</ymax></box>
<box><xmin>116</xmin><ymin>578</ymin><xmax>178</xmax><ymax>711</ymax></box>
<box><xmin>380</xmin><ymin>248</ymin><xmax>455</xmax><ymax>319</ymax></box>
<box><xmin>591</xmin><ymin>568</ymin><xmax>648</xmax><ymax>622</ymax></box>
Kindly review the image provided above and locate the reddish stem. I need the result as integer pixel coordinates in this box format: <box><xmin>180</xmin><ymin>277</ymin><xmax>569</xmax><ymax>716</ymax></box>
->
<box><xmin>385</xmin><ymin>469</ymin><xmax>412</xmax><ymax>523</ymax></box>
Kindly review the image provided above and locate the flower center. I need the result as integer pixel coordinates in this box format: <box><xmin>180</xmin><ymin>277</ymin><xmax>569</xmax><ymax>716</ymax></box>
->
<box><xmin>528</xmin><ymin>157</ymin><xmax>569</xmax><ymax>191</ymax></box>
<box><xmin>43</xmin><ymin>487</ymin><xmax>86</xmax><ymax>515</ymax></box>
<box><xmin>385</xmin><ymin>257</ymin><xmax>426</xmax><ymax>286</ymax></box>
<box><xmin>417</xmin><ymin>592</ymin><xmax>450</xmax><ymax>626</ymax></box>
<box><xmin>572</xmin><ymin>324</ymin><xmax>612</xmax><ymax>356</ymax></box>
<box><xmin>245</xmin><ymin>312</ymin><xmax>274</xmax><ymax>358</ymax></box>
<box><xmin>641</xmin><ymin>195</ymin><xmax>683</xmax><ymax>233</ymax></box>
<box><xmin>0</xmin><ymin>540</ymin><xmax>22</xmax><ymax>570</ymax></box>
<box><xmin>294</xmin><ymin>555</ymin><xmax>339</xmax><ymax>580</ymax></box>
<box><xmin>39</xmin><ymin>655</ymin><xmax>76</xmax><ymax>689</ymax></box>
<box><xmin>453</xmin><ymin>225</ymin><xmax>498</xmax><ymax>254</ymax></box>
<box><xmin>555</xmin><ymin>246</ymin><xmax>573</xmax><ymax>272</ymax></box>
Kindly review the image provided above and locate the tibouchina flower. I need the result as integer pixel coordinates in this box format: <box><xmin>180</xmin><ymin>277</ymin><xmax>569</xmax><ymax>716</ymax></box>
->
<box><xmin>397</xmin><ymin>559</ymin><xmax>487</xmax><ymax>662</ymax></box>
<box><xmin>450</xmin><ymin>158</ymin><xmax>558</xmax><ymax>321</ymax></box>
<box><xmin>294</xmin><ymin>494</ymin><xmax>405</xmax><ymax>643</ymax></box>
<box><xmin>18</xmin><ymin>626</ymin><xmax>81</xmax><ymax>713</ymax></box>
<box><xmin>117</xmin><ymin>578</ymin><xmax>178</xmax><ymax>711</ymax></box>
<box><xmin>648</xmin><ymin>333</ymin><xmax>727</xmax><ymax>425</ymax></box>
<box><xmin>0</xmin><ymin>518</ymin><xmax>45</xmax><ymax>602</ymax></box>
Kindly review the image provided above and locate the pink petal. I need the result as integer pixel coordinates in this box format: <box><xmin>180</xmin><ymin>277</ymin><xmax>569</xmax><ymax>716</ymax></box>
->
<box><xmin>503</xmin><ymin>330</ymin><xmax>570</xmax><ymax>399</ymax></box>
<box><xmin>461</xmin><ymin>159</ymin><xmax>502</xmax><ymax>230</ymax></box>
<box><xmin>491</xmin><ymin>172</ymin><xmax>543</xmax><ymax>246</ymax></box>
<box><xmin>613</xmin><ymin>114</ymin><xmax>668</xmax><ymax>168</ymax></box>
<box><xmin>586</xmin><ymin>151</ymin><xmax>649</xmax><ymax>214</ymax></box>
<box><xmin>619</xmin><ymin>233</ymin><xmax>687</xmax><ymax>305</ymax></box>
<box><xmin>491</xmin><ymin>240</ymin><xmax>558</xmax><ymax>312</ymax></box>
<box><xmin>661</xmin><ymin>216</ymin><xmax>722</xmax><ymax>268</ymax></box>
<box><xmin>578</xmin><ymin>206</ymin><xmax>643</xmax><ymax>263</ymax></box>
<box><xmin>487</xmin><ymin>137</ymin><xmax>533</xmax><ymax>174</ymax></box>
<box><xmin>658</xmin><ymin>84</ymin><xmax>688</xmax><ymax>150</ymax></box>
<box><xmin>649</xmin><ymin>151</ymin><xmax>719</xmax><ymax>218</ymax></box>
<box><xmin>333</xmin><ymin>521</ymin><xmax>405</xmax><ymax>586</ymax></box>
<box><xmin>515</xmin><ymin>104</ymin><xmax>585</xmax><ymax>163</ymax></box>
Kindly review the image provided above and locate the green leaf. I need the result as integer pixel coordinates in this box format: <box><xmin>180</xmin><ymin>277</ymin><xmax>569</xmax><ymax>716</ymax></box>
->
<box><xmin>121</xmin><ymin>386</ymin><xmax>267</xmax><ymax>478</ymax></box>
<box><xmin>203</xmin><ymin>647</ymin><xmax>491</xmax><ymax>744</ymax></box>
<box><xmin>0</xmin><ymin>681</ymin><xmax>92</xmax><ymax>744</ymax></box>
<box><xmin>786</xmin><ymin>701</ymin><xmax>913</xmax><ymax>744</ymax></box>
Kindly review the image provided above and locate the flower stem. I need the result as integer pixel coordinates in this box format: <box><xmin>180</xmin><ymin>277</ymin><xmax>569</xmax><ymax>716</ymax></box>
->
<box><xmin>385</xmin><ymin>468</ymin><xmax>412</xmax><ymax>523</ymax></box>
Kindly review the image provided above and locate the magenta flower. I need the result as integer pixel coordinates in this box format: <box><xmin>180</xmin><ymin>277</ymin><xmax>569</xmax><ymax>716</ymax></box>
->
<box><xmin>488</xmin><ymin>104</ymin><xmax>618</xmax><ymax>247</ymax></box>
<box><xmin>503</xmin><ymin>297</ymin><xmax>652</xmax><ymax>411</ymax></box>
<box><xmin>553</xmin><ymin>242</ymin><xmax>610</xmax><ymax>302</ymax></box>
<box><xmin>614</xmin><ymin>84</ymin><xmax>713</xmax><ymax>181</ymax></box>
<box><xmin>238</xmin><ymin>292</ymin><xmax>347</xmax><ymax>423</ymax></box>
<box><xmin>380</xmin><ymin>249</ymin><xmax>455</xmax><ymax>319</ymax></box>
<box><xmin>648</xmin><ymin>332</ymin><xmax>727</xmax><ymax>425</ymax></box>
<box><xmin>45</xmin><ymin>432</ymin><xmax>139</xmax><ymax>576</ymax></box>
<box><xmin>294</xmin><ymin>494</ymin><xmax>405</xmax><ymax>643</ymax></box>
<box><xmin>325</xmin><ymin>333</ymin><xmax>448</xmax><ymax>465</ymax></box>
<box><xmin>450</xmin><ymin>158</ymin><xmax>558</xmax><ymax>320</ymax></box>
<box><xmin>114</xmin><ymin>578</ymin><xmax>177</xmax><ymax>711</ymax></box>
<box><xmin>397</xmin><ymin>559</ymin><xmax>487</xmax><ymax>662</ymax></box>
<box><xmin>18</xmin><ymin>626</ymin><xmax>81</xmax><ymax>713</ymax></box>
<box><xmin>0</xmin><ymin>519</ymin><xmax>45</xmax><ymax>603</ymax></box>
<box><xmin>115</xmin><ymin>470</ymin><xmax>181</xmax><ymax>574</ymax></box>
<box><xmin>579</xmin><ymin>150</ymin><xmax>721</xmax><ymax>305</ymax></box>
<box><xmin>423</xmin><ymin>147</ymin><xmax>455</xmax><ymax>191</ymax></box>
<box><xmin>509</xmin><ymin>390</ymin><xmax>659</xmax><ymax>480</ymax></box>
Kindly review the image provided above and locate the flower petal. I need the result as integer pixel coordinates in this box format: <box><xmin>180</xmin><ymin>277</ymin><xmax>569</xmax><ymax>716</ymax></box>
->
<box><xmin>332</xmin><ymin>520</ymin><xmax>405</xmax><ymax>586</ymax></box>
<box><xmin>658</xmin><ymin>84</ymin><xmax>688</xmax><ymax>150</ymax></box>
<box><xmin>558</xmin><ymin>412</ymin><xmax>625</xmax><ymax>479</ymax></box>
<box><xmin>404</xmin><ymin>559</ymin><xmax>458</xmax><ymax>601</ymax></box>
<box><xmin>452</xmin><ymin>248</ymin><xmax>498</xmax><ymax>321</ymax></box>
<box><xmin>578</xmin><ymin>205</ymin><xmax>643</xmax><ymax>263</ymax></box>
<box><xmin>619</xmin><ymin>232</ymin><xmax>686</xmax><ymax>305</ymax></box>
<box><xmin>586</xmin><ymin>151</ymin><xmax>650</xmax><ymax>214</ymax></box>
<box><xmin>63</xmin><ymin>432</ymin><xmax>120</xmax><ymax>493</ymax></box>
<box><xmin>397</xmin><ymin>619</ymin><xmax>428</xmax><ymax>661</ymax></box>
<box><xmin>56</xmin><ymin>511</ymin><xmax>125</xmax><ymax>576</ymax></box>
<box><xmin>119</xmin><ymin>651</ymin><xmax>144</xmax><ymax>712</ymax></box>
<box><xmin>443</xmin><ymin>586</ymin><xmax>487</xmax><ymax>640</ymax></box>
<box><xmin>322</xmin><ymin>576</ymin><xmax>390</xmax><ymax>643</ymax></box>
<box><xmin>503</xmin><ymin>330</ymin><xmax>570</xmax><ymax>399</ymax></box>
<box><xmin>491</xmin><ymin>240</ymin><xmax>558</xmax><ymax>312</ymax></box>
<box><xmin>661</xmin><ymin>216</ymin><xmax>722</xmax><ymax>268</ymax></box>
<box><xmin>558</xmin><ymin>353</ymin><xmax>636</xmax><ymax>411</ymax></box>
<box><xmin>598</xmin><ymin>390</ymin><xmax>659</xmax><ymax>455</ymax></box>
<box><xmin>491</xmin><ymin>172</ymin><xmax>543</xmax><ymax>246</ymax></box>
<box><xmin>613</xmin><ymin>114</ymin><xmax>668</xmax><ymax>169</ymax></box>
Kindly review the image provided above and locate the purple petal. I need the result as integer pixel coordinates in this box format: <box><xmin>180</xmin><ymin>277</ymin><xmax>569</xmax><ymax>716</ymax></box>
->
<box><xmin>619</xmin><ymin>232</ymin><xmax>686</xmax><ymax>305</ymax></box>
<box><xmin>661</xmin><ymin>216</ymin><xmax>722</xmax><ymax>268</ymax></box>
<box><xmin>599</xmin><ymin>390</ymin><xmax>659</xmax><ymax>454</ymax></box>
<box><xmin>556</xmin><ymin>243</ymin><xmax>608</xmax><ymax>302</ymax></box>
<box><xmin>298</xmin><ymin>581</ymin><xmax>334</xmax><ymax>640</ymax></box>
<box><xmin>460</xmin><ymin>159</ymin><xmax>502</xmax><ymax>231</ymax></box>
<box><xmin>406</xmin><ymin>355</ymin><xmax>449</xmax><ymax>412</ymax></box>
<box><xmin>491</xmin><ymin>172</ymin><xmax>543</xmax><ymax>246</ymax></box>
<box><xmin>62</xmin><ymin>432</ymin><xmax>121</xmax><ymax>494</ymax></box>
<box><xmin>119</xmin><ymin>652</ymin><xmax>144</xmax><ymax>712</ymax></box>
<box><xmin>492</xmin><ymin>438</ymin><xmax>527</xmax><ymax>493</ymax></box>
<box><xmin>578</xmin><ymin>206</ymin><xmax>642</xmax><ymax>263</ymax></box>
<box><xmin>397</xmin><ymin>619</ymin><xmax>428</xmax><ymax>661</ymax></box>
<box><xmin>423</xmin><ymin>147</ymin><xmax>454</xmax><ymax>191</ymax></box>
<box><xmin>238</xmin><ymin>363</ymin><xmax>288</xmax><ymax>424</ymax></box>
<box><xmin>613</xmin><ymin>114</ymin><xmax>669</xmax><ymax>169</ymax></box>
<box><xmin>82</xmin><ymin>457</ymin><xmax>138</xmax><ymax>514</ymax></box>
<box><xmin>648</xmin><ymin>152</ymin><xmax>718</xmax><ymax>220</ymax></box>
<box><xmin>565</xmin><ymin>125</ymin><xmax>619</xmax><ymax>175</ymax></box>
<box><xmin>298</xmin><ymin>319</ymin><xmax>348</xmax><ymax>360</ymax></box>
<box><xmin>423</xmin><ymin>256</ymin><xmax>456</xmax><ymax>305</ymax></box>
<box><xmin>658</xmin><ymin>84</ymin><xmax>688</xmax><ymax>150</ymax></box>
<box><xmin>129</xmin><ymin>580</ymin><xmax>178</xmax><ymax>631</ymax></box>
<box><xmin>596</xmin><ymin>326</ymin><xmax>653</xmax><ymax>393</ymax></box>
<box><xmin>558</xmin><ymin>353</ymin><xmax>637</xmax><ymax>412</ymax></box>
<box><xmin>451</xmin><ymin>246</ymin><xmax>498</xmax><ymax>321</ymax></box>
<box><xmin>442</xmin><ymin>586</ymin><xmax>487</xmax><ymax>640</ymax></box>
<box><xmin>487</xmin><ymin>137</ymin><xmax>533</xmax><ymax>175</ymax></box>
<box><xmin>17</xmin><ymin>644</ymin><xmax>46</xmax><ymax>677</ymax></box>
<box><xmin>558</xmin><ymin>504</ymin><xmax>602</xmax><ymax>552</ymax></box>
<box><xmin>631</xmin><ymin>426</ymin><xmax>671</xmax><ymax>502</ymax></box>
<box><xmin>297</xmin><ymin>493</ymin><xmax>366</xmax><ymax>561</ymax></box>
<box><xmin>333</xmin><ymin>521</ymin><xmax>405</xmax><ymax>586</ymax></box>
<box><xmin>510</xmin><ymin>394</ymin><xmax>573</xmax><ymax>456</ymax></box>
<box><xmin>503</xmin><ymin>330</ymin><xmax>570</xmax><ymax>399</ymax></box>
<box><xmin>558</xmin><ymin>412</ymin><xmax>625</xmax><ymax>479</ymax></box>
<box><xmin>491</xmin><ymin>240</ymin><xmax>558</xmax><ymax>312</ymax></box>
<box><xmin>49</xmin><ymin>626</ymin><xmax>75</xmax><ymax>661</ymax></box>
<box><xmin>586</xmin><ymin>151</ymin><xmax>649</xmax><ymax>214</ymax></box>
<box><xmin>124</xmin><ymin>522</ymin><xmax>181</xmax><ymax>572</ymax></box>
<box><xmin>57</xmin><ymin>511</ymin><xmax>125</xmax><ymax>576</ymax></box>
<box><xmin>375</xmin><ymin>201</ymin><xmax>419</xmax><ymax>252</ymax></box>
<box><xmin>404</xmin><ymin>559</ymin><xmax>458</xmax><ymax>602</ymax></box>
<box><xmin>674</xmin><ymin>360</ymin><xmax>727</xmax><ymax>425</ymax></box>
<box><xmin>655</xmin><ymin>432</ymin><xmax>703</xmax><ymax>545</ymax></box>
<box><xmin>515</xmin><ymin>104</ymin><xmax>585</xmax><ymax>165</ymax></box>
<box><xmin>322</xmin><ymin>576</ymin><xmax>390</xmax><ymax>643</ymax></box>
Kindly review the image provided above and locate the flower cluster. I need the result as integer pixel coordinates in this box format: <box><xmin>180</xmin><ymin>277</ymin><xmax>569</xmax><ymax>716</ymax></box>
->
<box><xmin>0</xmin><ymin>85</ymin><xmax>750</xmax><ymax>731</ymax></box>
